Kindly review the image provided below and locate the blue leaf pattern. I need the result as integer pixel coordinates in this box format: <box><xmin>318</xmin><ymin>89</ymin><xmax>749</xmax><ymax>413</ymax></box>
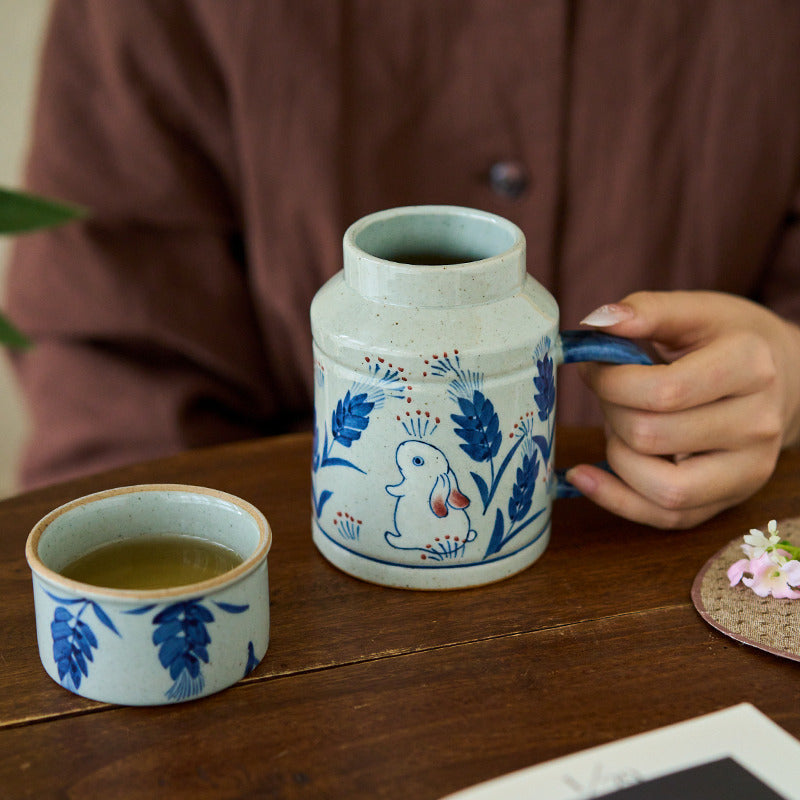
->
<box><xmin>484</xmin><ymin>508</ymin><xmax>506</xmax><ymax>559</ymax></box>
<box><xmin>533</xmin><ymin>352</ymin><xmax>555</xmax><ymax>422</ymax></box>
<box><xmin>440</xmin><ymin>337</ymin><xmax>557</xmax><ymax>558</ymax></box>
<box><xmin>152</xmin><ymin>619</ymin><xmax>183</xmax><ymax>644</ymax></box>
<box><xmin>124</xmin><ymin>604</ymin><xmax>158</xmax><ymax>615</ymax></box>
<box><xmin>51</xmin><ymin>607</ymin><xmax>95</xmax><ymax>689</ymax></box>
<box><xmin>153</xmin><ymin>601</ymin><xmax>213</xmax><ymax>689</ymax></box>
<box><xmin>134</xmin><ymin>597</ymin><xmax>255</xmax><ymax>700</ymax></box>
<box><xmin>451</xmin><ymin>391</ymin><xmax>501</xmax><ymax>462</ymax></box>
<box><xmin>46</xmin><ymin>594</ymin><xmax>121</xmax><ymax>691</ymax></box>
<box><xmin>508</xmin><ymin>450</ymin><xmax>539</xmax><ymax>523</ymax></box>
<box><xmin>244</xmin><ymin>641</ymin><xmax>260</xmax><ymax>677</ymax></box>
<box><xmin>214</xmin><ymin>601</ymin><xmax>249</xmax><ymax>614</ymax></box>
<box><xmin>470</xmin><ymin>471</ymin><xmax>491</xmax><ymax>509</ymax></box>
<box><xmin>43</xmin><ymin>588</ymin><xmax>255</xmax><ymax>700</ymax></box>
<box><xmin>312</xmin><ymin>487</ymin><xmax>333</xmax><ymax>517</ymax></box>
<box><xmin>312</xmin><ymin>415</ymin><xmax>320</xmax><ymax>471</ymax></box>
<box><xmin>331</xmin><ymin>391</ymin><xmax>374</xmax><ymax>447</ymax></box>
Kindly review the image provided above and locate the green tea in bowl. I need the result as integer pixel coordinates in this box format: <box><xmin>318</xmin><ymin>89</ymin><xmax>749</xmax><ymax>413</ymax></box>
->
<box><xmin>59</xmin><ymin>534</ymin><xmax>244</xmax><ymax>590</ymax></box>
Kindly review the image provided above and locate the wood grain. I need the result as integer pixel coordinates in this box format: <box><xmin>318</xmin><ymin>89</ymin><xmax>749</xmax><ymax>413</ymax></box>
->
<box><xmin>0</xmin><ymin>606</ymin><xmax>797</xmax><ymax>799</ymax></box>
<box><xmin>1</xmin><ymin>428</ymin><xmax>799</xmax><ymax>798</ymax></box>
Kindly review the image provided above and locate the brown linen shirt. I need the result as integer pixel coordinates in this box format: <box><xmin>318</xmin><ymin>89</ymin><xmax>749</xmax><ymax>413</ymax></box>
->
<box><xmin>7</xmin><ymin>0</ymin><xmax>800</xmax><ymax>488</ymax></box>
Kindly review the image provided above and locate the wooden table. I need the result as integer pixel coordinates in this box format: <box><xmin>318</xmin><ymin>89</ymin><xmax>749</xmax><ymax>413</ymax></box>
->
<box><xmin>1</xmin><ymin>427</ymin><xmax>799</xmax><ymax>799</ymax></box>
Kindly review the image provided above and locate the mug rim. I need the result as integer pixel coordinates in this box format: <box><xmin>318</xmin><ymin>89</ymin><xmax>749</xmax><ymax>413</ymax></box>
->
<box><xmin>25</xmin><ymin>483</ymin><xmax>272</xmax><ymax>602</ymax></box>
<box><xmin>341</xmin><ymin>204</ymin><xmax>527</xmax><ymax>308</ymax></box>
<box><xmin>346</xmin><ymin>204</ymin><xmax>524</xmax><ymax>260</ymax></box>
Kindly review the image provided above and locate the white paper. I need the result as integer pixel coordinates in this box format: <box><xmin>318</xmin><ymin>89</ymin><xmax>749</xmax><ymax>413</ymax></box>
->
<box><xmin>442</xmin><ymin>704</ymin><xmax>800</xmax><ymax>800</ymax></box>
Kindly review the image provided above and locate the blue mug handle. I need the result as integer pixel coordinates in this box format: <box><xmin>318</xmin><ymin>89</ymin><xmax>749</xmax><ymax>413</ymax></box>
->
<box><xmin>553</xmin><ymin>330</ymin><xmax>653</xmax><ymax>498</ymax></box>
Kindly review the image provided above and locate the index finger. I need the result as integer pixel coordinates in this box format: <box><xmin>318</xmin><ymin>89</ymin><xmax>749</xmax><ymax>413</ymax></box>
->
<box><xmin>581</xmin><ymin>331</ymin><xmax>772</xmax><ymax>413</ymax></box>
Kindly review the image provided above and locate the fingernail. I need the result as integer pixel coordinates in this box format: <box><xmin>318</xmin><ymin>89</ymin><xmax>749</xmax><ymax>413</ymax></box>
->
<box><xmin>580</xmin><ymin>303</ymin><xmax>635</xmax><ymax>327</ymax></box>
<box><xmin>565</xmin><ymin>467</ymin><xmax>597</xmax><ymax>494</ymax></box>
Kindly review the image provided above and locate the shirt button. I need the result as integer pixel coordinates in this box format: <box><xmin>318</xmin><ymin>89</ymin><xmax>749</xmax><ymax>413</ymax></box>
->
<box><xmin>488</xmin><ymin>160</ymin><xmax>530</xmax><ymax>199</ymax></box>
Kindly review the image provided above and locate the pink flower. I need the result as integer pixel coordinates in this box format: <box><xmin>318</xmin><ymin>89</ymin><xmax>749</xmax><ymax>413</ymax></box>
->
<box><xmin>738</xmin><ymin>551</ymin><xmax>800</xmax><ymax>600</ymax></box>
<box><xmin>727</xmin><ymin>558</ymin><xmax>750</xmax><ymax>586</ymax></box>
<box><xmin>728</xmin><ymin>520</ymin><xmax>800</xmax><ymax>600</ymax></box>
<box><xmin>782</xmin><ymin>558</ymin><xmax>800</xmax><ymax>587</ymax></box>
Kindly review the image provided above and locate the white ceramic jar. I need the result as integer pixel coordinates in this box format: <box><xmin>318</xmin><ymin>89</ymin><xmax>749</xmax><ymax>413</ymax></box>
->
<box><xmin>311</xmin><ymin>206</ymin><xmax>647</xmax><ymax>590</ymax></box>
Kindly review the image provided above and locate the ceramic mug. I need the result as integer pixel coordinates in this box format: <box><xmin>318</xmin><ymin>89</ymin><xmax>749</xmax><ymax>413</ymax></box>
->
<box><xmin>26</xmin><ymin>484</ymin><xmax>271</xmax><ymax>705</ymax></box>
<box><xmin>310</xmin><ymin>206</ymin><xmax>649</xmax><ymax>590</ymax></box>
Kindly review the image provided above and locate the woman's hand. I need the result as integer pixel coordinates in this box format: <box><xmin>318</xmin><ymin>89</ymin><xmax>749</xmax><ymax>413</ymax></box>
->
<box><xmin>565</xmin><ymin>291</ymin><xmax>800</xmax><ymax>529</ymax></box>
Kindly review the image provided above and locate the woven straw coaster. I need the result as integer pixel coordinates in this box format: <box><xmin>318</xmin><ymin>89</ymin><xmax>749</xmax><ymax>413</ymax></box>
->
<box><xmin>691</xmin><ymin>518</ymin><xmax>800</xmax><ymax>663</ymax></box>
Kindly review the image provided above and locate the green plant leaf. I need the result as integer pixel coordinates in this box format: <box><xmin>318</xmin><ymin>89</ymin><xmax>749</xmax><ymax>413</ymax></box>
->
<box><xmin>0</xmin><ymin>187</ymin><xmax>86</xmax><ymax>234</ymax></box>
<box><xmin>0</xmin><ymin>187</ymin><xmax>86</xmax><ymax>348</ymax></box>
<box><xmin>0</xmin><ymin>312</ymin><xmax>30</xmax><ymax>349</ymax></box>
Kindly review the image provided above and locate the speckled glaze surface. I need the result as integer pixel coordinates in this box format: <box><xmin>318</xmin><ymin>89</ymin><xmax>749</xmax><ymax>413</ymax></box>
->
<box><xmin>26</xmin><ymin>485</ymin><xmax>271</xmax><ymax>705</ymax></box>
<box><xmin>310</xmin><ymin>207</ymin><xmax>561</xmax><ymax>590</ymax></box>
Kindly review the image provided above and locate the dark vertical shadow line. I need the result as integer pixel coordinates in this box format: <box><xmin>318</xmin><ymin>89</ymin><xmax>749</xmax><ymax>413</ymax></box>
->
<box><xmin>551</xmin><ymin>0</ymin><xmax>576</xmax><ymax>303</ymax></box>
<box><xmin>337</xmin><ymin>0</ymin><xmax>356</xmax><ymax>233</ymax></box>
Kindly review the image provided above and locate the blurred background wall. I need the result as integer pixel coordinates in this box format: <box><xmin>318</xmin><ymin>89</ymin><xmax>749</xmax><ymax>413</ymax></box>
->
<box><xmin>0</xmin><ymin>0</ymin><xmax>52</xmax><ymax>497</ymax></box>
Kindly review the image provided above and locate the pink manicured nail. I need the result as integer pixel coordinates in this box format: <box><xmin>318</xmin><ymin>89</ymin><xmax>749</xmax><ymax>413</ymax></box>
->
<box><xmin>580</xmin><ymin>303</ymin><xmax>635</xmax><ymax>327</ymax></box>
<box><xmin>564</xmin><ymin>467</ymin><xmax>597</xmax><ymax>494</ymax></box>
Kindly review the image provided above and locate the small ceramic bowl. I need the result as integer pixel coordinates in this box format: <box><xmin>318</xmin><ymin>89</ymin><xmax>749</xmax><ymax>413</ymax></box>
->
<box><xmin>25</xmin><ymin>484</ymin><xmax>271</xmax><ymax>706</ymax></box>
